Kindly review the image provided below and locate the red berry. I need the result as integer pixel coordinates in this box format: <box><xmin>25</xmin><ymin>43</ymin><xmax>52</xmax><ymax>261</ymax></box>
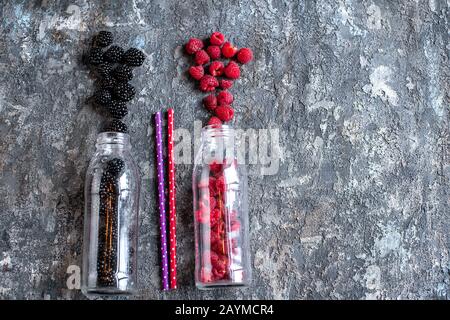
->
<box><xmin>224</xmin><ymin>61</ymin><xmax>240</xmax><ymax>79</ymax></box>
<box><xmin>215</xmin><ymin>175</ymin><xmax>226</xmax><ymax>193</ymax></box>
<box><xmin>195</xmin><ymin>50</ymin><xmax>210</xmax><ymax>65</ymax></box>
<box><xmin>217</xmin><ymin>90</ymin><xmax>234</xmax><ymax>105</ymax></box>
<box><xmin>185</xmin><ymin>38</ymin><xmax>204</xmax><ymax>55</ymax></box>
<box><xmin>188</xmin><ymin>66</ymin><xmax>204</xmax><ymax>80</ymax></box>
<box><xmin>210</xmin><ymin>208</ymin><xmax>221</xmax><ymax>226</ymax></box>
<box><xmin>209</xmin><ymin>61</ymin><xmax>224</xmax><ymax>77</ymax></box>
<box><xmin>214</xmin><ymin>105</ymin><xmax>234</xmax><ymax>122</ymax></box>
<box><xmin>210</xmin><ymin>32</ymin><xmax>225</xmax><ymax>46</ymax></box>
<box><xmin>208</xmin><ymin>177</ymin><xmax>218</xmax><ymax>195</ymax></box>
<box><xmin>206</xmin><ymin>45</ymin><xmax>221</xmax><ymax>60</ymax></box>
<box><xmin>207</xmin><ymin>116</ymin><xmax>222</xmax><ymax>127</ymax></box>
<box><xmin>200</xmin><ymin>267</ymin><xmax>213</xmax><ymax>283</ymax></box>
<box><xmin>221</xmin><ymin>41</ymin><xmax>238</xmax><ymax>58</ymax></box>
<box><xmin>199</xmin><ymin>75</ymin><xmax>219</xmax><ymax>92</ymax></box>
<box><xmin>236</xmin><ymin>47</ymin><xmax>253</xmax><ymax>64</ymax></box>
<box><xmin>209</xmin><ymin>196</ymin><xmax>217</xmax><ymax>209</ymax></box>
<box><xmin>203</xmin><ymin>94</ymin><xmax>217</xmax><ymax>111</ymax></box>
<box><xmin>219</xmin><ymin>79</ymin><xmax>233</xmax><ymax>89</ymax></box>
<box><xmin>209</xmin><ymin>161</ymin><xmax>223</xmax><ymax>174</ymax></box>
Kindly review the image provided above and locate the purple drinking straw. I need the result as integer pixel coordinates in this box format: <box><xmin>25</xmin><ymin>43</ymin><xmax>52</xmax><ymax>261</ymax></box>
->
<box><xmin>154</xmin><ymin>112</ymin><xmax>169</xmax><ymax>290</ymax></box>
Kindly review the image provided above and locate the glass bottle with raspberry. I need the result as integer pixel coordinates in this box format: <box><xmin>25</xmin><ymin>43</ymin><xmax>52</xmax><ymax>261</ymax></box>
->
<box><xmin>193</xmin><ymin>125</ymin><xmax>251</xmax><ymax>288</ymax></box>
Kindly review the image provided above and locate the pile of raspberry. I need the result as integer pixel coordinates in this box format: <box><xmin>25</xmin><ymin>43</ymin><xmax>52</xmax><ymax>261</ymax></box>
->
<box><xmin>196</xmin><ymin>161</ymin><xmax>242</xmax><ymax>283</ymax></box>
<box><xmin>185</xmin><ymin>32</ymin><xmax>253</xmax><ymax>126</ymax></box>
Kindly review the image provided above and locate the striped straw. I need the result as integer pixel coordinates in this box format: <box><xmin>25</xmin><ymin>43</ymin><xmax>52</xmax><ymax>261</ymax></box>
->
<box><xmin>167</xmin><ymin>108</ymin><xmax>177</xmax><ymax>289</ymax></box>
<box><xmin>154</xmin><ymin>112</ymin><xmax>169</xmax><ymax>290</ymax></box>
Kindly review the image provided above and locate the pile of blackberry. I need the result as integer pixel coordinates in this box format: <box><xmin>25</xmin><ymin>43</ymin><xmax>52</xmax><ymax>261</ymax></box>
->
<box><xmin>87</xmin><ymin>31</ymin><xmax>146</xmax><ymax>133</ymax></box>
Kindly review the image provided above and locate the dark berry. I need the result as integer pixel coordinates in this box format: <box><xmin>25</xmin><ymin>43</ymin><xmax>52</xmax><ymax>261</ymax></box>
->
<box><xmin>104</xmin><ymin>119</ymin><xmax>128</xmax><ymax>133</ymax></box>
<box><xmin>108</xmin><ymin>100</ymin><xmax>128</xmax><ymax>119</ymax></box>
<box><xmin>103</xmin><ymin>45</ymin><xmax>124</xmax><ymax>63</ymax></box>
<box><xmin>94</xmin><ymin>88</ymin><xmax>112</xmax><ymax>106</ymax></box>
<box><xmin>97</xmin><ymin>62</ymin><xmax>112</xmax><ymax>77</ymax></box>
<box><xmin>89</xmin><ymin>47</ymin><xmax>104</xmax><ymax>65</ymax></box>
<box><xmin>122</xmin><ymin>48</ymin><xmax>145</xmax><ymax>67</ymax></box>
<box><xmin>112</xmin><ymin>65</ymin><xmax>133</xmax><ymax>82</ymax></box>
<box><xmin>113</xmin><ymin>83</ymin><xmax>136</xmax><ymax>102</ymax></box>
<box><xmin>95</xmin><ymin>31</ymin><xmax>113</xmax><ymax>47</ymax></box>
<box><xmin>107</xmin><ymin>158</ymin><xmax>125</xmax><ymax>176</ymax></box>
<box><xmin>100</xmin><ymin>75</ymin><xmax>116</xmax><ymax>89</ymax></box>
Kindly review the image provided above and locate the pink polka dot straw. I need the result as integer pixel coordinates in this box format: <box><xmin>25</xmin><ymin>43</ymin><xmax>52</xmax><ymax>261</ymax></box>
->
<box><xmin>154</xmin><ymin>112</ymin><xmax>169</xmax><ymax>291</ymax></box>
<box><xmin>167</xmin><ymin>108</ymin><xmax>177</xmax><ymax>289</ymax></box>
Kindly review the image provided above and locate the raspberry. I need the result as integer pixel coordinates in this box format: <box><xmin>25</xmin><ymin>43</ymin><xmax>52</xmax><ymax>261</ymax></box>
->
<box><xmin>224</xmin><ymin>61</ymin><xmax>240</xmax><ymax>79</ymax></box>
<box><xmin>210</xmin><ymin>32</ymin><xmax>225</xmax><ymax>46</ymax></box>
<box><xmin>206</xmin><ymin>45</ymin><xmax>221</xmax><ymax>60</ymax></box>
<box><xmin>231</xmin><ymin>220</ymin><xmax>241</xmax><ymax>232</ymax></box>
<box><xmin>208</xmin><ymin>177</ymin><xmax>218</xmax><ymax>196</ymax></box>
<box><xmin>209</xmin><ymin>162</ymin><xmax>223</xmax><ymax>174</ymax></box>
<box><xmin>215</xmin><ymin>175</ymin><xmax>226</xmax><ymax>193</ymax></box>
<box><xmin>236</xmin><ymin>47</ymin><xmax>253</xmax><ymax>64</ymax></box>
<box><xmin>221</xmin><ymin>41</ymin><xmax>238</xmax><ymax>58</ymax></box>
<box><xmin>203</xmin><ymin>94</ymin><xmax>217</xmax><ymax>111</ymax></box>
<box><xmin>210</xmin><ymin>208</ymin><xmax>221</xmax><ymax>226</ymax></box>
<box><xmin>189</xmin><ymin>66</ymin><xmax>204</xmax><ymax>80</ymax></box>
<box><xmin>199</xmin><ymin>75</ymin><xmax>219</xmax><ymax>92</ymax></box>
<box><xmin>185</xmin><ymin>38</ymin><xmax>204</xmax><ymax>55</ymax></box>
<box><xmin>195</xmin><ymin>50</ymin><xmax>210</xmax><ymax>65</ymax></box>
<box><xmin>211</xmin><ymin>219</ymin><xmax>225</xmax><ymax>236</ymax></box>
<box><xmin>200</xmin><ymin>267</ymin><xmax>212</xmax><ymax>283</ymax></box>
<box><xmin>219</xmin><ymin>79</ymin><xmax>233</xmax><ymax>90</ymax></box>
<box><xmin>207</xmin><ymin>116</ymin><xmax>222</xmax><ymax>128</ymax></box>
<box><xmin>214</xmin><ymin>105</ymin><xmax>234</xmax><ymax>122</ymax></box>
<box><xmin>209</xmin><ymin>61</ymin><xmax>224</xmax><ymax>77</ymax></box>
<box><xmin>217</xmin><ymin>90</ymin><xmax>233</xmax><ymax>105</ymax></box>
<box><xmin>209</xmin><ymin>196</ymin><xmax>217</xmax><ymax>209</ymax></box>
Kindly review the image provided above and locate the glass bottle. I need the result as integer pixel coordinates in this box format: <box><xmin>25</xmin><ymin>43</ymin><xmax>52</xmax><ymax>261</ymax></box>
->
<box><xmin>82</xmin><ymin>132</ymin><xmax>140</xmax><ymax>296</ymax></box>
<box><xmin>193</xmin><ymin>125</ymin><xmax>251</xmax><ymax>288</ymax></box>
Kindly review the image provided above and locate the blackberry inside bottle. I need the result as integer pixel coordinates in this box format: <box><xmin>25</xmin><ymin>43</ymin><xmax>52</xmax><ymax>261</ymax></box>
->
<box><xmin>82</xmin><ymin>132</ymin><xmax>140</xmax><ymax>296</ymax></box>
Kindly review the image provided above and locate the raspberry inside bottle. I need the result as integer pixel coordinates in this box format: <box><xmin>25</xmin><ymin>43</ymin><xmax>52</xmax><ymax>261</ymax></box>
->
<box><xmin>193</xmin><ymin>125</ymin><xmax>251</xmax><ymax>288</ymax></box>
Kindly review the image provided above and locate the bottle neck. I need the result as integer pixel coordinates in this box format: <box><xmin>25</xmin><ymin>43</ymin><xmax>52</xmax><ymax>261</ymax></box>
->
<box><xmin>200</xmin><ymin>125</ymin><xmax>236</xmax><ymax>164</ymax></box>
<box><xmin>95</xmin><ymin>132</ymin><xmax>132</xmax><ymax>152</ymax></box>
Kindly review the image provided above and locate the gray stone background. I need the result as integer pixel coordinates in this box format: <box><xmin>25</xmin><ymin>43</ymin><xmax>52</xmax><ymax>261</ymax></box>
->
<box><xmin>0</xmin><ymin>0</ymin><xmax>448</xmax><ymax>300</ymax></box>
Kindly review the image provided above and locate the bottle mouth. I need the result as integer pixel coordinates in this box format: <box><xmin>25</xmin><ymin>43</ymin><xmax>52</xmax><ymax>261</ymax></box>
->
<box><xmin>96</xmin><ymin>132</ymin><xmax>131</xmax><ymax>146</ymax></box>
<box><xmin>202</xmin><ymin>125</ymin><xmax>234</xmax><ymax>138</ymax></box>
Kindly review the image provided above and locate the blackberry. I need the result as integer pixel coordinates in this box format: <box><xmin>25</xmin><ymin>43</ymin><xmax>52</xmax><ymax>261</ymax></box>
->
<box><xmin>112</xmin><ymin>65</ymin><xmax>133</xmax><ymax>82</ymax></box>
<box><xmin>100</xmin><ymin>75</ymin><xmax>116</xmax><ymax>90</ymax></box>
<box><xmin>108</xmin><ymin>100</ymin><xmax>128</xmax><ymax>119</ymax></box>
<box><xmin>95</xmin><ymin>31</ymin><xmax>113</xmax><ymax>47</ymax></box>
<box><xmin>103</xmin><ymin>45</ymin><xmax>124</xmax><ymax>63</ymax></box>
<box><xmin>89</xmin><ymin>47</ymin><xmax>104</xmax><ymax>65</ymax></box>
<box><xmin>94</xmin><ymin>88</ymin><xmax>112</xmax><ymax>106</ymax></box>
<box><xmin>104</xmin><ymin>119</ymin><xmax>128</xmax><ymax>133</ymax></box>
<box><xmin>97</xmin><ymin>62</ymin><xmax>112</xmax><ymax>77</ymax></box>
<box><xmin>113</xmin><ymin>83</ymin><xmax>136</xmax><ymax>102</ymax></box>
<box><xmin>107</xmin><ymin>158</ymin><xmax>125</xmax><ymax>176</ymax></box>
<box><xmin>122</xmin><ymin>48</ymin><xmax>146</xmax><ymax>67</ymax></box>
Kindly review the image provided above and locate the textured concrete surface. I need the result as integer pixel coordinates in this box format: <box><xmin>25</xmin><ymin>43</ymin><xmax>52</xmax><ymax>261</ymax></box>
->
<box><xmin>0</xmin><ymin>0</ymin><xmax>449</xmax><ymax>300</ymax></box>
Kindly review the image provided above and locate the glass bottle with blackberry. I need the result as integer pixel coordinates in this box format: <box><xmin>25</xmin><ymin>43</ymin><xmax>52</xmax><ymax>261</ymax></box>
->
<box><xmin>82</xmin><ymin>132</ymin><xmax>140</xmax><ymax>295</ymax></box>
